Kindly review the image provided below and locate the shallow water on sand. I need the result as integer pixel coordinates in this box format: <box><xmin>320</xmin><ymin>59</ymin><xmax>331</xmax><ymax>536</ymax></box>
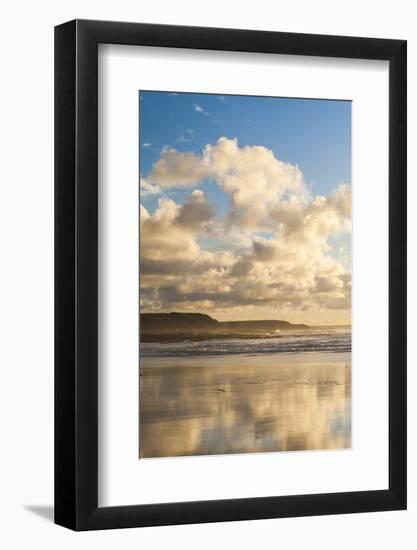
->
<box><xmin>139</xmin><ymin>351</ymin><xmax>351</xmax><ymax>458</ymax></box>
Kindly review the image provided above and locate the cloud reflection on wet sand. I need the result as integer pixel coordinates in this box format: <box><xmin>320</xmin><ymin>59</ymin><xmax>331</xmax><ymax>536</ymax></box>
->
<box><xmin>139</xmin><ymin>352</ymin><xmax>351</xmax><ymax>458</ymax></box>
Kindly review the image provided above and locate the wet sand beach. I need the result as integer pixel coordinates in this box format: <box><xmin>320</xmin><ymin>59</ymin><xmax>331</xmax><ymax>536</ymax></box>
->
<box><xmin>139</xmin><ymin>351</ymin><xmax>351</xmax><ymax>458</ymax></box>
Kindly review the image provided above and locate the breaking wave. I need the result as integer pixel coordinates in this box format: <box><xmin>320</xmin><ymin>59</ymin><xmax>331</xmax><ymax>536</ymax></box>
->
<box><xmin>140</xmin><ymin>328</ymin><xmax>351</xmax><ymax>357</ymax></box>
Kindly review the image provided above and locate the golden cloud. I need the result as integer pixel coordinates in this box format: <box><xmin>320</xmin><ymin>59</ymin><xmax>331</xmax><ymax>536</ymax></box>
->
<box><xmin>141</xmin><ymin>138</ymin><xmax>351</xmax><ymax>318</ymax></box>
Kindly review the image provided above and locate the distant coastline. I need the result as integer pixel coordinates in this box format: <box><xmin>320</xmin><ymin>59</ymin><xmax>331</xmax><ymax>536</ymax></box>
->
<box><xmin>140</xmin><ymin>312</ymin><xmax>311</xmax><ymax>343</ymax></box>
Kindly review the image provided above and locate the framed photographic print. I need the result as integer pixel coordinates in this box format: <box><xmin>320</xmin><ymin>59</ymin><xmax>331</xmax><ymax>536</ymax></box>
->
<box><xmin>55</xmin><ymin>20</ymin><xmax>406</xmax><ymax>530</ymax></box>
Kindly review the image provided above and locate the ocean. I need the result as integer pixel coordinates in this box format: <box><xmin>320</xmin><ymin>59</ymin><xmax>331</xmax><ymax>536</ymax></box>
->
<box><xmin>140</xmin><ymin>326</ymin><xmax>351</xmax><ymax>357</ymax></box>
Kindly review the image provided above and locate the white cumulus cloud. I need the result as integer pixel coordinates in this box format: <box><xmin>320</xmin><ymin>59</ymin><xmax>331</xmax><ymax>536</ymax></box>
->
<box><xmin>141</xmin><ymin>138</ymin><xmax>351</xmax><ymax>319</ymax></box>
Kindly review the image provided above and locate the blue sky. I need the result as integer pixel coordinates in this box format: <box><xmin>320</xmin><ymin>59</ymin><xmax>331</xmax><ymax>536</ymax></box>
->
<box><xmin>139</xmin><ymin>91</ymin><xmax>351</xmax><ymax>215</ymax></box>
<box><xmin>139</xmin><ymin>91</ymin><xmax>352</xmax><ymax>323</ymax></box>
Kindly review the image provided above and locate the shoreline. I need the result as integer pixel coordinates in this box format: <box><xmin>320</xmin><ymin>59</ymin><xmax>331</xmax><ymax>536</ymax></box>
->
<box><xmin>140</xmin><ymin>350</ymin><xmax>352</xmax><ymax>369</ymax></box>
<box><xmin>140</xmin><ymin>329</ymin><xmax>349</xmax><ymax>344</ymax></box>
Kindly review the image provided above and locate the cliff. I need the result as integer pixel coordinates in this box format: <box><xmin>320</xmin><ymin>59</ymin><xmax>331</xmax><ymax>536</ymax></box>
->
<box><xmin>140</xmin><ymin>312</ymin><xmax>218</xmax><ymax>333</ymax></box>
<box><xmin>140</xmin><ymin>312</ymin><xmax>308</xmax><ymax>342</ymax></box>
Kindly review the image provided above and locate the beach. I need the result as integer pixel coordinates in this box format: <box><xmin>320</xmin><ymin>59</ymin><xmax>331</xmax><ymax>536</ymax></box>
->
<box><xmin>139</xmin><ymin>344</ymin><xmax>351</xmax><ymax>458</ymax></box>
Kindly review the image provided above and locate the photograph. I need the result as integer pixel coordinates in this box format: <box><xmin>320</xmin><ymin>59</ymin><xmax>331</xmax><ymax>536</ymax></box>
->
<box><xmin>0</xmin><ymin>2</ymin><xmax>409</xmax><ymax>540</ymax></box>
<box><xmin>138</xmin><ymin>91</ymin><xmax>352</xmax><ymax>459</ymax></box>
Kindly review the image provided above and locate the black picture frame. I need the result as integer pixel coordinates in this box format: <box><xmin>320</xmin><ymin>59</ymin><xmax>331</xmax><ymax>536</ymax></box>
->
<box><xmin>55</xmin><ymin>19</ymin><xmax>407</xmax><ymax>531</ymax></box>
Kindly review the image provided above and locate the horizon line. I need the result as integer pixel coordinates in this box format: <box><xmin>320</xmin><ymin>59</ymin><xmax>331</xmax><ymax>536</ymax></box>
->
<box><xmin>140</xmin><ymin>311</ymin><xmax>351</xmax><ymax>327</ymax></box>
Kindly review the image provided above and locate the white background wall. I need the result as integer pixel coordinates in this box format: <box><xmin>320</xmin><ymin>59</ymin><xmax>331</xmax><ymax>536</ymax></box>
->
<box><xmin>0</xmin><ymin>1</ymin><xmax>415</xmax><ymax>548</ymax></box>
